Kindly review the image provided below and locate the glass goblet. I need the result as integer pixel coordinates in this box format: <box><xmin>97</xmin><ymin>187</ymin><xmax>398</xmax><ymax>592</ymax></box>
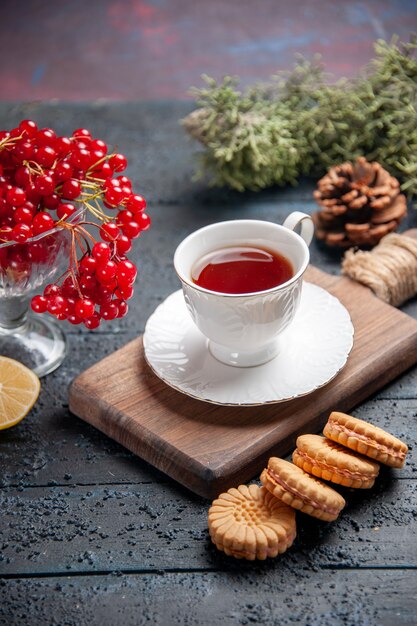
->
<box><xmin>0</xmin><ymin>221</ymin><xmax>76</xmax><ymax>377</ymax></box>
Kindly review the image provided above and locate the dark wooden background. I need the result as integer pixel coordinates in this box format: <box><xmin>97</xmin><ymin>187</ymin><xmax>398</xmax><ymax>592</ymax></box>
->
<box><xmin>1</xmin><ymin>2</ymin><xmax>417</xmax><ymax>622</ymax></box>
<box><xmin>0</xmin><ymin>0</ymin><xmax>415</xmax><ymax>101</ymax></box>
<box><xmin>0</xmin><ymin>101</ymin><xmax>416</xmax><ymax>625</ymax></box>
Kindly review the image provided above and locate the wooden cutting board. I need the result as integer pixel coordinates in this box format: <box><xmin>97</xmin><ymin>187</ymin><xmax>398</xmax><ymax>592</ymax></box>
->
<box><xmin>69</xmin><ymin>264</ymin><xmax>417</xmax><ymax>499</ymax></box>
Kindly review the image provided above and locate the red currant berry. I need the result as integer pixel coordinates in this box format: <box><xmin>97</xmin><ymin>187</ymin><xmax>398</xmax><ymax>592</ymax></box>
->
<box><xmin>14</xmin><ymin>206</ymin><xmax>33</xmax><ymax>224</ymax></box>
<box><xmin>73</xmin><ymin>128</ymin><xmax>92</xmax><ymax>141</ymax></box>
<box><xmin>14</xmin><ymin>166</ymin><xmax>31</xmax><ymax>187</ymax></box>
<box><xmin>54</xmin><ymin>161</ymin><xmax>73</xmax><ymax>182</ymax></box>
<box><xmin>31</xmin><ymin>294</ymin><xmax>47</xmax><ymax>313</ymax></box>
<box><xmin>121</xmin><ymin>221</ymin><xmax>141</xmax><ymax>239</ymax></box>
<box><xmin>19</xmin><ymin>119</ymin><xmax>38</xmax><ymax>137</ymax></box>
<box><xmin>70</xmin><ymin>148</ymin><xmax>93</xmax><ymax>171</ymax></box>
<box><xmin>100</xmin><ymin>222</ymin><xmax>119</xmax><ymax>242</ymax></box>
<box><xmin>62</xmin><ymin>276</ymin><xmax>78</xmax><ymax>297</ymax></box>
<box><xmin>73</xmin><ymin>140</ymin><xmax>88</xmax><ymax>151</ymax></box>
<box><xmin>23</xmin><ymin>200</ymin><xmax>36</xmax><ymax>215</ymax></box>
<box><xmin>109</xmin><ymin>153</ymin><xmax>127</xmax><ymax>172</ymax></box>
<box><xmin>56</xmin><ymin>298</ymin><xmax>69</xmax><ymax>317</ymax></box>
<box><xmin>93</xmin><ymin>162</ymin><xmax>113</xmax><ymax>179</ymax></box>
<box><xmin>62</xmin><ymin>179</ymin><xmax>81</xmax><ymax>200</ymax></box>
<box><xmin>14</xmin><ymin>140</ymin><xmax>35</xmax><ymax>161</ymax></box>
<box><xmin>55</xmin><ymin>136</ymin><xmax>72</xmax><ymax>156</ymax></box>
<box><xmin>91</xmin><ymin>149</ymin><xmax>105</xmax><ymax>164</ymax></box>
<box><xmin>80</xmin><ymin>255</ymin><xmax>97</xmax><ymax>275</ymax></box>
<box><xmin>115</xmin><ymin>299</ymin><xmax>128</xmax><ymax>318</ymax></box>
<box><xmin>106</xmin><ymin>278</ymin><xmax>118</xmax><ymax>292</ymax></box>
<box><xmin>105</xmin><ymin>178</ymin><xmax>121</xmax><ymax>190</ymax></box>
<box><xmin>12</xmin><ymin>223</ymin><xmax>32</xmax><ymax>242</ymax></box>
<box><xmin>67</xmin><ymin>313</ymin><xmax>82</xmax><ymax>325</ymax></box>
<box><xmin>92</xmin><ymin>242</ymin><xmax>111</xmax><ymax>263</ymax></box>
<box><xmin>43</xmin><ymin>193</ymin><xmax>60</xmax><ymax>210</ymax></box>
<box><xmin>56</xmin><ymin>202</ymin><xmax>76</xmax><ymax>220</ymax></box>
<box><xmin>96</xmin><ymin>260</ymin><xmax>117</xmax><ymax>284</ymax></box>
<box><xmin>24</xmin><ymin>201</ymin><xmax>36</xmax><ymax>213</ymax></box>
<box><xmin>120</xmin><ymin>186</ymin><xmax>132</xmax><ymax>202</ymax></box>
<box><xmin>100</xmin><ymin>302</ymin><xmax>119</xmax><ymax>321</ymax></box>
<box><xmin>115</xmin><ymin>234</ymin><xmax>132</xmax><ymax>255</ymax></box>
<box><xmin>37</xmin><ymin>128</ymin><xmax>57</xmax><ymax>146</ymax></box>
<box><xmin>117</xmin><ymin>210</ymin><xmax>134</xmax><ymax>224</ymax></box>
<box><xmin>104</xmin><ymin>186</ymin><xmax>124</xmax><ymax>207</ymax></box>
<box><xmin>25</xmin><ymin>183</ymin><xmax>42</xmax><ymax>204</ymax></box>
<box><xmin>9</xmin><ymin>127</ymin><xmax>22</xmax><ymax>139</ymax></box>
<box><xmin>117</xmin><ymin>259</ymin><xmax>137</xmax><ymax>284</ymax></box>
<box><xmin>44</xmin><ymin>284</ymin><xmax>61</xmax><ymax>298</ymax></box>
<box><xmin>127</xmin><ymin>194</ymin><xmax>146</xmax><ymax>213</ymax></box>
<box><xmin>7</xmin><ymin>186</ymin><xmax>26</xmax><ymax>207</ymax></box>
<box><xmin>47</xmin><ymin>295</ymin><xmax>67</xmax><ymax>316</ymax></box>
<box><xmin>79</xmin><ymin>275</ymin><xmax>97</xmax><ymax>294</ymax></box>
<box><xmin>65</xmin><ymin>296</ymin><xmax>77</xmax><ymax>313</ymax></box>
<box><xmin>94</xmin><ymin>287</ymin><xmax>113</xmax><ymax>305</ymax></box>
<box><xmin>72</xmin><ymin>168</ymin><xmax>86</xmax><ymax>181</ymax></box>
<box><xmin>137</xmin><ymin>212</ymin><xmax>151</xmax><ymax>231</ymax></box>
<box><xmin>75</xmin><ymin>297</ymin><xmax>95</xmax><ymax>319</ymax></box>
<box><xmin>84</xmin><ymin>312</ymin><xmax>101</xmax><ymax>329</ymax></box>
<box><xmin>91</xmin><ymin>139</ymin><xmax>107</xmax><ymax>154</ymax></box>
<box><xmin>117</xmin><ymin>175</ymin><xmax>131</xmax><ymax>187</ymax></box>
<box><xmin>117</xmin><ymin>283</ymin><xmax>134</xmax><ymax>300</ymax></box>
<box><xmin>35</xmin><ymin>175</ymin><xmax>55</xmax><ymax>196</ymax></box>
<box><xmin>28</xmin><ymin>241</ymin><xmax>49</xmax><ymax>263</ymax></box>
<box><xmin>32</xmin><ymin>212</ymin><xmax>55</xmax><ymax>235</ymax></box>
<box><xmin>37</xmin><ymin>146</ymin><xmax>57</xmax><ymax>167</ymax></box>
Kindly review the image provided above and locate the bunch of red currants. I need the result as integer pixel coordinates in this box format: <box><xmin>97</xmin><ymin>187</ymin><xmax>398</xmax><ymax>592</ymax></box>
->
<box><xmin>0</xmin><ymin>120</ymin><xmax>150</xmax><ymax>329</ymax></box>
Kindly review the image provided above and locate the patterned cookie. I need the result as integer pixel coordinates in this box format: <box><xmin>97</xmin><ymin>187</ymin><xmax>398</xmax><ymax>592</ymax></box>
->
<box><xmin>208</xmin><ymin>484</ymin><xmax>296</xmax><ymax>560</ymax></box>
<box><xmin>293</xmin><ymin>434</ymin><xmax>380</xmax><ymax>489</ymax></box>
<box><xmin>323</xmin><ymin>411</ymin><xmax>408</xmax><ymax>468</ymax></box>
<box><xmin>261</xmin><ymin>457</ymin><xmax>345</xmax><ymax>521</ymax></box>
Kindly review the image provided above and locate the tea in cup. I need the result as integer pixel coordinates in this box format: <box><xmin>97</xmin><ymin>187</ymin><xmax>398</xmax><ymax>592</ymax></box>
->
<box><xmin>173</xmin><ymin>212</ymin><xmax>314</xmax><ymax>367</ymax></box>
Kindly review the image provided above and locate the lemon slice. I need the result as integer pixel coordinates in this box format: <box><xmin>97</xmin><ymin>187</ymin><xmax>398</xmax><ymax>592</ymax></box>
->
<box><xmin>0</xmin><ymin>356</ymin><xmax>41</xmax><ymax>430</ymax></box>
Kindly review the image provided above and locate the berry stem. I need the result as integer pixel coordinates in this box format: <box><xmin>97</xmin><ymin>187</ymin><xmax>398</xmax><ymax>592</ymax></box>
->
<box><xmin>0</xmin><ymin>133</ymin><xmax>23</xmax><ymax>150</ymax></box>
<box><xmin>23</xmin><ymin>160</ymin><xmax>45</xmax><ymax>176</ymax></box>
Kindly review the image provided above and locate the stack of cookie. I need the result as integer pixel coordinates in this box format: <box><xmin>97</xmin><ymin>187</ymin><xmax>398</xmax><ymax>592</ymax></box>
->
<box><xmin>208</xmin><ymin>411</ymin><xmax>408</xmax><ymax>560</ymax></box>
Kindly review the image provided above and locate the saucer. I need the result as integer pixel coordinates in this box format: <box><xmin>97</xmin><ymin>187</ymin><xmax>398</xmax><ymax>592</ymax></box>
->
<box><xmin>143</xmin><ymin>283</ymin><xmax>354</xmax><ymax>406</ymax></box>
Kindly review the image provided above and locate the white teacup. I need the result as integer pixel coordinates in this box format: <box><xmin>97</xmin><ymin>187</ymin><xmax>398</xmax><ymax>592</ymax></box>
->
<box><xmin>173</xmin><ymin>212</ymin><xmax>314</xmax><ymax>367</ymax></box>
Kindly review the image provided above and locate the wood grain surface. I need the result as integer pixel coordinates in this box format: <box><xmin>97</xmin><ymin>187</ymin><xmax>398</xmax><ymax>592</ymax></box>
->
<box><xmin>69</xmin><ymin>265</ymin><xmax>417</xmax><ymax>498</ymax></box>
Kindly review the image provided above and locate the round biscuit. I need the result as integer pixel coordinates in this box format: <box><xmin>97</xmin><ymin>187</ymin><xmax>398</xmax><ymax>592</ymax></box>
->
<box><xmin>324</xmin><ymin>412</ymin><xmax>408</xmax><ymax>468</ymax></box>
<box><xmin>294</xmin><ymin>434</ymin><xmax>380</xmax><ymax>488</ymax></box>
<box><xmin>208</xmin><ymin>484</ymin><xmax>296</xmax><ymax>560</ymax></box>
<box><xmin>261</xmin><ymin>458</ymin><xmax>345</xmax><ymax>521</ymax></box>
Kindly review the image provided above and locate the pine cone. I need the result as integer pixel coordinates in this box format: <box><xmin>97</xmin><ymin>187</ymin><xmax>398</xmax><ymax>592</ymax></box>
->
<box><xmin>312</xmin><ymin>157</ymin><xmax>407</xmax><ymax>247</ymax></box>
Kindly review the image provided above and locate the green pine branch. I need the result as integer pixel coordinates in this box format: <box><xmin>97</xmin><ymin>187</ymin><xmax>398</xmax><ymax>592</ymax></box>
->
<box><xmin>182</xmin><ymin>37</ymin><xmax>417</xmax><ymax>195</ymax></box>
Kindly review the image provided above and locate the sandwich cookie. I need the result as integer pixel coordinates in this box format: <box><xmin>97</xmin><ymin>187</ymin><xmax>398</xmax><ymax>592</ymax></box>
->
<box><xmin>293</xmin><ymin>434</ymin><xmax>380</xmax><ymax>489</ymax></box>
<box><xmin>208</xmin><ymin>484</ymin><xmax>296</xmax><ymax>560</ymax></box>
<box><xmin>261</xmin><ymin>457</ymin><xmax>345</xmax><ymax>521</ymax></box>
<box><xmin>323</xmin><ymin>411</ymin><xmax>408</xmax><ymax>468</ymax></box>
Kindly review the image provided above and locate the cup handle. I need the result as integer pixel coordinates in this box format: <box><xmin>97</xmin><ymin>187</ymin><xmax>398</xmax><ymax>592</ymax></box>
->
<box><xmin>282</xmin><ymin>211</ymin><xmax>314</xmax><ymax>246</ymax></box>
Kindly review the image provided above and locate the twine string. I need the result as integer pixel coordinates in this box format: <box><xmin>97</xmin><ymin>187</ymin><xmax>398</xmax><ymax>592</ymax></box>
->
<box><xmin>342</xmin><ymin>233</ymin><xmax>417</xmax><ymax>307</ymax></box>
